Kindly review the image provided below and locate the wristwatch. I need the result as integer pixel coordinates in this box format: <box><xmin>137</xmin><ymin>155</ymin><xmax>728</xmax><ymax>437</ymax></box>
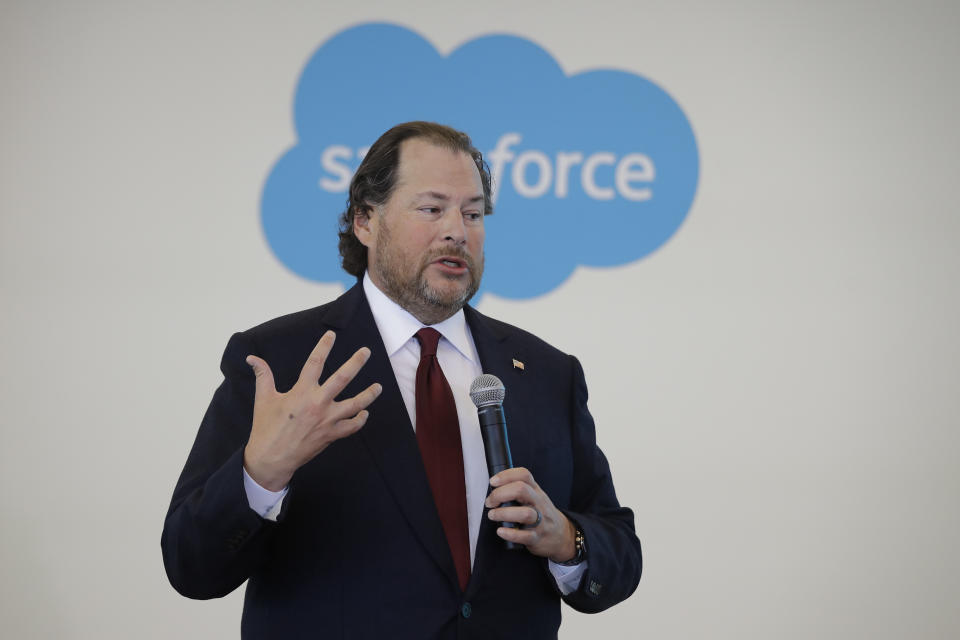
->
<box><xmin>558</xmin><ymin>526</ymin><xmax>586</xmax><ymax>566</ymax></box>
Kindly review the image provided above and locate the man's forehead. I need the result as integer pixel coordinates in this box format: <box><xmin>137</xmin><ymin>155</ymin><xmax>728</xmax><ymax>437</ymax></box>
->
<box><xmin>398</xmin><ymin>136</ymin><xmax>462</xmax><ymax>159</ymax></box>
<box><xmin>394</xmin><ymin>138</ymin><xmax>482</xmax><ymax>190</ymax></box>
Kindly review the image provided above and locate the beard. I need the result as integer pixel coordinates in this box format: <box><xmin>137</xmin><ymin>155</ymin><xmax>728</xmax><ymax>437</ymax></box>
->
<box><xmin>372</xmin><ymin>219</ymin><xmax>484</xmax><ymax>325</ymax></box>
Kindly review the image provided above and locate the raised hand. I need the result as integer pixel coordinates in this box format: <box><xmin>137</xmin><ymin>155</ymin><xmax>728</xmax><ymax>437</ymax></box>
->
<box><xmin>242</xmin><ymin>330</ymin><xmax>382</xmax><ymax>491</ymax></box>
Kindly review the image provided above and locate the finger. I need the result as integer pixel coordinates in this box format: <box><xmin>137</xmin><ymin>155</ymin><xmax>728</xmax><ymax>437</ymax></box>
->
<box><xmin>490</xmin><ymin>466</ymin><xmax>537</xmax><ymax>489</ymax></box>
<box><xmin>303</xmin><ymin>410</ymin><xmax>371</xmax><ymax>461</ymax></box>
<box><xmin>246</xmin><ymin>355</ymin><xmax>277</xmax><ymax>397</ymax></box>
<box><xmin>496</xmin><ymin>526</ymin><xmax>538</xmax><ymax>546</ymax></box>
<box><xmin>334</xmin><ymin>382</ymin><xmax>383</xmax><ymax>419</ymax></box>
<box><xmin>328</xmin><ymin>409</ymin><xmax>371</xmax><ymax>441</ymax></box>
<box><xmin>487</xmin><ymin>505</ymin><xmax>540</xmax><ymax>526</ymax></box>
<box><xmin>317</xmin><ymin>346</ymin><xmax>372</xmax><ymax>400</ymax></box>
<box><xmin>485</xmin><ymin>482</ymin><xmax>537</xmax><ymax>509</ymax></box>
<box><xmin>298</xmin><ymin>331</ymin><xmax>336</xmax><ymax>386</ymax></box>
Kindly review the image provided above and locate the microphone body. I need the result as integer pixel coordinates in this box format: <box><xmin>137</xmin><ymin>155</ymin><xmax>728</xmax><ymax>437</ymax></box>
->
<box><xmin>470</xmin><ymin>375</ymin><xmax>521</xmax><ymax>550</ymax></box>
<box><xmin>477</xmin><ymin>404</ymin><xmax>514</xmax><ymax>475</ymax></box>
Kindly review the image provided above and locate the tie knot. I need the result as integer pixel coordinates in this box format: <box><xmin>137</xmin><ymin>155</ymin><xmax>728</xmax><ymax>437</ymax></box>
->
<box><xmin>415</xmin><ymin>327</ymin><xmax>442</xmax><ymax>357</ymax></box>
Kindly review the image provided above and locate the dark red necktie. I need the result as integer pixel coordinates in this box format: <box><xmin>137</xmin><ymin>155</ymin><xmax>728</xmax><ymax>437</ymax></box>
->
<box><xmin>414</xmin><ymin>327</ymin><xmax>471</xmax><ymax>591</ymax></box>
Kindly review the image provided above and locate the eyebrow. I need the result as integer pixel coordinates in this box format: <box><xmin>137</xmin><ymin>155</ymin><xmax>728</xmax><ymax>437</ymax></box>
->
<box><xmin>414</xmin><ymin>191</ymin><xmax>485</xmax><ymax>204</ymax></box>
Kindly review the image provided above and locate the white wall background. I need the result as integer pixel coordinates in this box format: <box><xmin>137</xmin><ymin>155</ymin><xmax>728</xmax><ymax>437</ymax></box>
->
<box><xmin>2</xmin><ymin>0</ymin><xmax>958</xmax><ymax>637</ymax></box>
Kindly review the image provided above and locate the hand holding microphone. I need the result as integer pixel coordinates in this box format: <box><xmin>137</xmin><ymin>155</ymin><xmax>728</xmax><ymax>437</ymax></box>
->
<box><xmin>470</xmin><ymin>375</ymin><xmax>578</xmax><ymax>562</ymax></box>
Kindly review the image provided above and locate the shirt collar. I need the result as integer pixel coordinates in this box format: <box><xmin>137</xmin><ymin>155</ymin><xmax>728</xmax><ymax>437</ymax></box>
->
<box><xmin>362</xmin><ymin>272</ymin><xmax>477</xmax><ymax>363</ymax></box>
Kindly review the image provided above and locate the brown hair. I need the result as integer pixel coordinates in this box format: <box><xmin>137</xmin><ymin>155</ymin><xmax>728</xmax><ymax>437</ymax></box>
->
<box><xmin>337</xmin><ymin>121</ymin><xmax>493</xmax><ymax>277</ymax></box>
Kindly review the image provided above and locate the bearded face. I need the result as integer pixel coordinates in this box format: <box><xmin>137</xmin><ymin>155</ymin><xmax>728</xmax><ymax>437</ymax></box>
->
<box><xmin>356</xmin><ymin>139</ymin><xmax>487</xmax><ymax>325</ymax></box>
<box><xmin>371</xmin><ymin>211</ymin><xmax>484</xmax><ymax>324</ymax></box>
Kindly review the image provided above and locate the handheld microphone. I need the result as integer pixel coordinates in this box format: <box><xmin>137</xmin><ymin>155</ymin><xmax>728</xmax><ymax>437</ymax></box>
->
<box><xmin>469</xmin><ymin>374</ymin><xmax>520</xmax><ymax>550</ymax></box>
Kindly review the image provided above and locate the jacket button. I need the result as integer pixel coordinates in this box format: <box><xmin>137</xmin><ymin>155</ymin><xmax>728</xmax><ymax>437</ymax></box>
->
<box><xmin>461</xmin><ymin>602</ymin><xmax>472</xmax><ymax>619</ymax></box>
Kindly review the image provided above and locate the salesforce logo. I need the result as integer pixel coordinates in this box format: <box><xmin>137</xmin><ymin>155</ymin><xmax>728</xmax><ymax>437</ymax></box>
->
<box><xmin>262</xmin><ymin>23</ymin><xmax>699</xmax><ymax>300</ymax></box>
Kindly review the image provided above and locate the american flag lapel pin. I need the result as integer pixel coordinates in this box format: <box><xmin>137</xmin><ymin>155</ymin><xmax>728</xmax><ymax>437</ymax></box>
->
<box><xmin>512</xmin><ymin>358</ymin><xmax>525</xmax><ymax>371</ymax></box>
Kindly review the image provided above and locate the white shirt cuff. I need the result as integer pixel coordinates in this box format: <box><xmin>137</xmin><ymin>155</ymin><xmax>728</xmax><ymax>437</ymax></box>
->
<box><xmin>242</xmin><ymin>467</ymin><xmax>288</xmax><ymax>521</ymax></box>
<box><xmin>548</xmin><ymin>559</ymin><xmax>588</xmax><ymax>595</ymax></box>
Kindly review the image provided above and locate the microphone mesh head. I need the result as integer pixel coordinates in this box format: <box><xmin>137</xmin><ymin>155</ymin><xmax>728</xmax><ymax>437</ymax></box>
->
<box><xmin>469</xmin><ymin>374</ymin><xmax>505</xmax><ymax>408</ymax></box>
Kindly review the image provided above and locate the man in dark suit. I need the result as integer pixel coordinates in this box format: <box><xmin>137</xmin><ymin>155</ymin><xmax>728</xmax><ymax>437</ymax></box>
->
<box><xmin>162</xmin><ymin>122</ymin><xmax>641</xmax><ymax>638</ymax></box>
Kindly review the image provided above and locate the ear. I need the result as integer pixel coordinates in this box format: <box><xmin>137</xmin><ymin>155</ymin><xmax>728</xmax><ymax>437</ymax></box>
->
<box><xmin>353</xmin><ymin>206</ymin><xmax>375</xmax><ymax>248</ymax></box>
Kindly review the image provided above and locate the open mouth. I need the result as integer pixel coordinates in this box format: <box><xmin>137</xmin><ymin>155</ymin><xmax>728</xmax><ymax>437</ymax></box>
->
<box><xmin>436</xmin><ymin>257</ymin><xmax>467</xmax><ymax>269</ymax></box>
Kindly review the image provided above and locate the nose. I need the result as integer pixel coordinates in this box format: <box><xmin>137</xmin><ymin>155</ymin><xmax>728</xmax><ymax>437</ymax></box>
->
<box><xmin>440</xmin><ymin>208</ymin><xmax>467</xmax><ymax>245</ymax></box>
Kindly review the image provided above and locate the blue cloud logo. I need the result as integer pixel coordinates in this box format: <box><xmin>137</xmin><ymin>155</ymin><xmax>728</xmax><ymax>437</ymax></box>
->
<box><xmin>262</xmin><ymin>23</ymin><xmax>699</xmax><ymax>300</ymax></box>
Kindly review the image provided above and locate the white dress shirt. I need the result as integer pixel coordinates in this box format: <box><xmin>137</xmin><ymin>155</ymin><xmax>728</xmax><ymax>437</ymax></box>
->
<box><xmin>243</xmin><ymin>272</ymin><xmax>585</xmax><ymax>594</ymax></box>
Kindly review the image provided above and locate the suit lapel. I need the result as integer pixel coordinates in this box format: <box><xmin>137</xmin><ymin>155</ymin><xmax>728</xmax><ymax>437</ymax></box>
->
<box><xmin>325</xmin><ymin>284</ymin><xmax>460</xmax><ymax>591</ymax></box>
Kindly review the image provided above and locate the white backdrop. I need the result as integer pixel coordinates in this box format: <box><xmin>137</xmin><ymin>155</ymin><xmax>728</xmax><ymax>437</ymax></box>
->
<box><xmin>2</xmin><ymin>1</ymin><xmax>959</xmax><ymax>637</ymax></box>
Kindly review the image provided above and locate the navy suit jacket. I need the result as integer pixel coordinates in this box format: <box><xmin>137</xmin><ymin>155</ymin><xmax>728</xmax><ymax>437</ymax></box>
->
<box><xmin>162</xmin><ymin>283</ymin><xmax>641</xmax><ymax>639</ymax></box>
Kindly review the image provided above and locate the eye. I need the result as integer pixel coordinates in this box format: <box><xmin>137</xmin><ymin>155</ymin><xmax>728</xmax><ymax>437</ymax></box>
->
<box><xmin>419</xmin><ymin>206</ymin><xmax>442</xmax><ymax>215</ymax></box>
<box><xmin>464</xmin><ymin>211</ymin><xmax>483</xmax><ymax>223</ymax></box>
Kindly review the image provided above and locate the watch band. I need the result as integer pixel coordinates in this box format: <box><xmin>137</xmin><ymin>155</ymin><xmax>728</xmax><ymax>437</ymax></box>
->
<box><xmin>558</xmin><ymin>526</ymin><xmax>586</xmax><ymax>566</ymax></box>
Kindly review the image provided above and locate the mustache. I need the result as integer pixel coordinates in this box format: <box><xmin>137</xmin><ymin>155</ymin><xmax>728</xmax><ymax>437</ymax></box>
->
<box><xmin>423</xmin><ymin>247</ymin><xmax>478</xmax><ymax>270</ymax></box>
